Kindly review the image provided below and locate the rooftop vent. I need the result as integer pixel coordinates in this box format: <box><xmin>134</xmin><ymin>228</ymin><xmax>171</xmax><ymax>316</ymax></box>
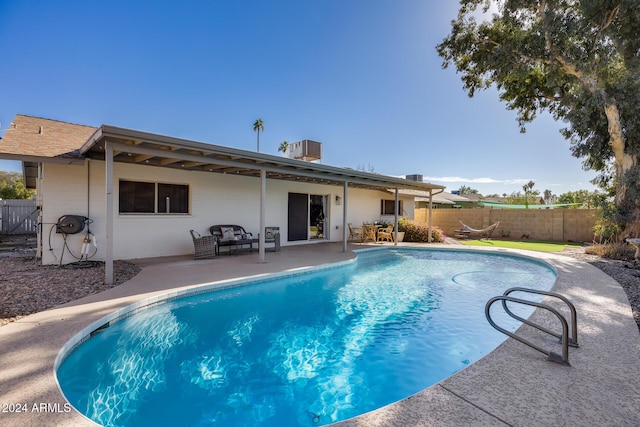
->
<box><xmin>405</xmin><ymin>174</ymin><xmax>423</xmax><ymax>182</ymax></box>
<box><xmin>287</xmin><ymin>140</ymin><xmax>322</xmax><ymax>162</ymax></box>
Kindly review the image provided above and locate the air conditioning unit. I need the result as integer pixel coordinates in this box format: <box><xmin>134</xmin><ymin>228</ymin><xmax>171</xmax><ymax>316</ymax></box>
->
<box><xmin>405</xmin><ymin>174</ymin><xmax>423</xmax><ymax>182</ymax></box>
<box><xmin>56</xmin><ymin>215</ymin><xmax>87</xmax><ymax>234</ymax></box>
<box><xmin>287</xmin><ymin>140</ymin><xmax>322</xmax><ymax>162</ymax></box>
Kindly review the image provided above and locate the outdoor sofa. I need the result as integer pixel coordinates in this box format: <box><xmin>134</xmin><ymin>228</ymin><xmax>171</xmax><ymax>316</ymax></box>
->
<box><xmin>209</xmin><ymin>225</ymin><xmax>258</xmax><ymax>255</ymax></box>
<box><xmin>209</xmin><ymin>224</ymin><xmax>281</xmax><ymax>255</ymax></box>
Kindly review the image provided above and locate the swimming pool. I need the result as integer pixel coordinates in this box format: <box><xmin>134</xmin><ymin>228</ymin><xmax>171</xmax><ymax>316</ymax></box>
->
<box><xmin>57</xmin><ymin>248</ymin><xmax>556</xmax><ymax>426</ymax></box>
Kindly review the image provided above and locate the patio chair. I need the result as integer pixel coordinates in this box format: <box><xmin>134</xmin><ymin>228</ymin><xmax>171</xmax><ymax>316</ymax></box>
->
<box><xmin>264</xmin><ymin>226</ymin><xmax>281</xmax><ymax>252</ymax></box>
<box><xmin>348</xmin><ymin>223</ymin><xmax>363</xmax><ymax>242</ymax></box>
<box><xmin>377</xmin><ymin>226</ymin><xmax>394</xmax><ymax>242</ymax></box>
<box><xmin>190</xmin><ymin>230</ymin><xmax>217</xmax><ymax>259</ymax></box>
<box><xmin>362</xmin><ymin>224</ymin><xmax>378</xmax><ymax>243</ymax></box>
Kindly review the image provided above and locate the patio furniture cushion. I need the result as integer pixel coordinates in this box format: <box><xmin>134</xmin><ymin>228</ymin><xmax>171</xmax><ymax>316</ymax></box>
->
<box><xmin>210</xmin><ymin>225</ymin><xmax>250</xmax><ymax>241</ymax></box>
<box><xmin>221</xmin><ymin>226</ymin><xmax>236</xmax><ymax>240</ymax></box>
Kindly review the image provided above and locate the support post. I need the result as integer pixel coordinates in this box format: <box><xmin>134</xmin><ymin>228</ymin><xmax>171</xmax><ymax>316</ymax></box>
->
<box><xmin>428</xmin><ymin>189</ymin><xmax>433</xmax><ymax>243</ymax></box>
<box><xmin>394</xmin><ymin>188</ymin><xmax>399</xmax><ymax>246</ymax></box>
<box><xmin>259</xmin><ymin>168</ymin><xmax>266</xmax><ymax>263</ymax></box>
<box><xmin>342</xmin><ymin>181</ymin><xmax>348</xmax><ymax>252</ymax></box>
<box><xmin>105</xmin><ymin>141</ymin><xmax>114</xmax><ymax>285</ymax></box>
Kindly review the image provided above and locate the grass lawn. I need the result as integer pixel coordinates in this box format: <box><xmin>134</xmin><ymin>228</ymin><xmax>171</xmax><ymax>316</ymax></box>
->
<box><xmin>459</xmin><ymin>239</ymin><xmax>583</xmax><ymax>252</ymax></box>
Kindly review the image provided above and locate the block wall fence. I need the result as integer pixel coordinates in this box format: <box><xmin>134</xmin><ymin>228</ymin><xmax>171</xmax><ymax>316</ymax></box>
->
<box><xmin>415</xmin><ymin>208</ymin><xmax>598</xmax><ymax>242</ymax></box>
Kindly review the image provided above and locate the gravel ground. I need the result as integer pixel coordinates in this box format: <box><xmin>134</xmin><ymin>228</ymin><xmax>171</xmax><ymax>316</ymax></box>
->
<box><xmin>0</xmin><ymin>236</ymin><xmax>638</xmax><ymax>331</ymax></box>
<box><xmin>0</xmin><ymin>235</ymin><xmax>140</xmax><ymax>326</ymax></box>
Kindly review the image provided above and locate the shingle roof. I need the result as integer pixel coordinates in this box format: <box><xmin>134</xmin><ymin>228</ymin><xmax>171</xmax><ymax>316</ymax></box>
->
<box><xmin>0</xmin><ymin>115</ymin><xmax>97</xmax><ymax>160</ymax></box>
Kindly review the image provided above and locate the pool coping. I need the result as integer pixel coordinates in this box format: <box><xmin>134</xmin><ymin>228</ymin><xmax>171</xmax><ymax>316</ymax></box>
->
<box><xmin>1</xmin><ymin>242</ymin><xmax>639</xmax><ymax>426</ymax></box>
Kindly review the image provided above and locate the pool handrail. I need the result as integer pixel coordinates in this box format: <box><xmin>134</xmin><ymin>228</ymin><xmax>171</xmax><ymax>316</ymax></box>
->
<box><xmin>501</xmin><ymin>287</ymin><xmax>578</xmax><ymax>348</ymax></box>
<box><xmin>485</xmin><ymin>291</ymin><xmax>576</xmax><ymax>366</ymax></box>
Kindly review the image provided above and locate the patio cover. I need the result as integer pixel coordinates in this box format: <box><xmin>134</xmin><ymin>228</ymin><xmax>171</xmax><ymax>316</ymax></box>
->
<box><xmin>0</xmin><ymin>115</ymin><xmax>446</xmax><ymax>283</ymax></box>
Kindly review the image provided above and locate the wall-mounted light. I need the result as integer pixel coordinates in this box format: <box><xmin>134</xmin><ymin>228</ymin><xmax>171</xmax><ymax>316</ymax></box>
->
<box><xmin>335</xmin><ymin>195</ymin><xmax>342</xmax><ymax>205</ymax></box>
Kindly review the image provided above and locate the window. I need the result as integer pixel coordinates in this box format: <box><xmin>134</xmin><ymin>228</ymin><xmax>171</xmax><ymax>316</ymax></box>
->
<box><xmin>119</xmin><ymin>181</ymin><xmax>154</xmax><ymax>213</ymax></box>
<box><xmin>381</xmin><ymin>199</ymin><xmax>402</xmax><ymax>215</ymax></box>
<box><xmin>119</xmin><ymin>180</ymin><xmax>189</xmax><ymax>214</ymax></box>
<box><xmin>158</xmin><ymin>183</ymin><xmax>189</xmax><ymax>213</ymax></box>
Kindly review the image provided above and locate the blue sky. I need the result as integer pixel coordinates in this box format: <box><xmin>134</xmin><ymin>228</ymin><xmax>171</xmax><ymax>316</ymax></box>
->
<box><xmin>0</xmin><ymin>0</ymin><xmax>597</xmax><ymax>197</ymax></box>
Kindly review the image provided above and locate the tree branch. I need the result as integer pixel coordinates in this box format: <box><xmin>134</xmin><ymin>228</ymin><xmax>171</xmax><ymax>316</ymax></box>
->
<box><xmin>538</xmin><ymin>1</ymin><xmax>592</xmax><ymax>86</ymax></box>
<box><xmin>590</xmin><ymin>5</ymin><xmax>620</xmax><ymax>71</ymax></box>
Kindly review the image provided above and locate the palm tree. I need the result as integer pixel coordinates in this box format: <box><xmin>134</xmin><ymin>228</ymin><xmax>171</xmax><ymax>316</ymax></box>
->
<box><xmin>543</xmin><ymin>189</ymin><xmax>553</xmax><ymax>204</ymax></box>
<box><xmin>522</xmin><ymin>180</ymin><xmax>539</xmax><ymax>208</ymax></box>
<box><xmin>278</xmin><ymin>140</ymin><xmax>289</xmax><ymax>156</ymax></box>
<box><xmin>253</xmin><ymin>118</ymin><xmax>264</xmax><ymax>152</ymax></box>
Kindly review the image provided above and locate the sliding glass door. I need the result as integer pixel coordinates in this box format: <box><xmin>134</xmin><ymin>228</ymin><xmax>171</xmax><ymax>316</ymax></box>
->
<box><xmin>287</xmin><ymin>193</ymin><xmax>328</xmax><ymax>241</ymax></box>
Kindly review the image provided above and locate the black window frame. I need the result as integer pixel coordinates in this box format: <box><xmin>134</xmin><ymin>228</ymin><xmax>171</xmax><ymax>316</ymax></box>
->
<box><xmin>119</xmin><ymin>180</ymin><xmax>190</xmax><ymax>214</ymax></box>
<box><xmin>381</xmin><ymin>199</ymin><xmax>402</xmax><ymax>215</ymax></box>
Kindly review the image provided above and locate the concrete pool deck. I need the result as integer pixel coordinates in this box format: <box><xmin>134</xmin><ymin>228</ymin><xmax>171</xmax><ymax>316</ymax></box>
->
<box><xmin>0</xmin><ymin>242</ymin><xmax>639</xmax><ymax>426</ymax></box>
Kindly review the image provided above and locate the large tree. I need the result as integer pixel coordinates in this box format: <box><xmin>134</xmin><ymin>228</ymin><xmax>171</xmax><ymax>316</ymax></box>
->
<box><xmin>437</xmin><ymin>0</ymin><xmax>640</xmax><ymax>237</ymax></box>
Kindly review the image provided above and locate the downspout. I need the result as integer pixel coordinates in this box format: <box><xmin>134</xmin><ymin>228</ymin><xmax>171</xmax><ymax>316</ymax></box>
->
<box><xmin>87</xmin><ymin>159</ymin><xmax>91</xmax><ymax>233</ymax></box>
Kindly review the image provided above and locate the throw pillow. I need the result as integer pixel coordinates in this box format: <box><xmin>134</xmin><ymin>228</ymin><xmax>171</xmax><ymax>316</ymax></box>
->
<box><xmin>221</xmin><ymin>227</ymin><xmax>236</xmax><ymax>240</ymax></box>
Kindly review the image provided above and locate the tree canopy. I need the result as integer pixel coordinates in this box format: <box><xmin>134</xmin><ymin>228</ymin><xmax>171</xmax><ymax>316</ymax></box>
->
<box><xmin>457</xmin><ymin>185</ymin><xmax>479</xmax><ymax>194</ymax></box>
<box><xmin>556</xmin><ymin>189</ymin><xmax>601</xmax><ymax>207</ymax></box>
<box><xmin>437</xmin><ymin>0</ymin><xmax>640</xmax><ymax>236</ymax></box>
<box><xmin>0</xmin><ymin>171</ymin><xmax>34</xmax><ymax>200</ymax></box>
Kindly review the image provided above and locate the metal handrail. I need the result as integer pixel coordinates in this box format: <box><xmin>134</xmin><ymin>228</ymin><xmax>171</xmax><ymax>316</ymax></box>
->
<box><xmin>485</xmin><ymin>296</ymin><xmax>571</xmax><ymax>365</ymax></box>
<box><xmin>501</xmin><ymin>287</ymin><xmax>578</xmax><ymax>348</ymax></box>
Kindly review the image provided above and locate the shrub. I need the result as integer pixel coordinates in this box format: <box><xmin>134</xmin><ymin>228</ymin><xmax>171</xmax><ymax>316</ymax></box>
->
<box><xmin>592</xmin><ymin>219</ymin><xmax>621</xmax><ymax>244</ymax></box>
<box><xmin>585</xmin><ymin>243</ymin><xmax>635</xmax><ymax>260</ymax></box>
<box><xmin>398</xmin><ymin>218</ymin><xmax>446</xmax><ymax>243</ymax></box>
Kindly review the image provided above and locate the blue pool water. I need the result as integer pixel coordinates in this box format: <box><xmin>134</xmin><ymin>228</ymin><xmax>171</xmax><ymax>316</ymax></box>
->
<box><xmin>57</xmin><ymin>248</ymin><xmax>556</xmax><ymax>427</ymax></box>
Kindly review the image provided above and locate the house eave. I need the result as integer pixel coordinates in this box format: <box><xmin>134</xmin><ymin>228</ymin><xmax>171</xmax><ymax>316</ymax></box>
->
<box><xmin>81</xmin><ymin>125</ymin><xmax>446</xmax><ymax>193</ymax></box>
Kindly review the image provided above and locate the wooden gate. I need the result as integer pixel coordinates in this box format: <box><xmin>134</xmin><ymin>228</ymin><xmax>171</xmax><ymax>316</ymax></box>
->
<box><xmin>1</xmin><ymin>200</ymin><xmax>38</xmax><ymax>234</ymax></box>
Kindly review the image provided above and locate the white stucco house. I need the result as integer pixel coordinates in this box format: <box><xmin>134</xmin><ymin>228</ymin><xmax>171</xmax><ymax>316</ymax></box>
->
<box><xmin>0</xmin><ymin>115</ymin><xmax>444</xmax><ymax>283</ymax></box>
